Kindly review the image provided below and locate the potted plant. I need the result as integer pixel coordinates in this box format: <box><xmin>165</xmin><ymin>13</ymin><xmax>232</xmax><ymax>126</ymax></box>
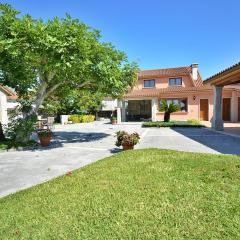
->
<box><xmin>37</xmin><ymin>129</ymin><xmax>53</xmax><ymax>146</ymax></box>
<box><xmin>111</xmin><ymin>116</ymin><xmax>117</xmax><ymax>125</ymax></box>
<box><xmin>115</xmin><ymin>131</ymin><xmax>140</xmax><ymax>150</ymax></box>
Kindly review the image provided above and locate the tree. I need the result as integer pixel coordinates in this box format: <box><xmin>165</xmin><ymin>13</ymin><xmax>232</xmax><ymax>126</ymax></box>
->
<box><xmin>41</xmin><ymin>87</ymin><xmax>105</xmax><ymax>116</ymax></box>
<box><xmin>0</xmin><ymin>4</ymin><xmax>137</xmax><ymax>143</ymax></box>
<box><xmin>159</xmin><ymin>100</ymin><xmax>180</xmax><ymax>122</ymax></box>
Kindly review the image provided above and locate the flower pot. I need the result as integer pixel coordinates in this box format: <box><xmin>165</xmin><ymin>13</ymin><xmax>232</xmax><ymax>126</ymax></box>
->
<box><xmin>122</xmin><ymin>144</ymin><xmax>134</xmax><ymax>150</ymax></box>
<box><xmin>39</xmin><ymin>135</ymin><xmax>52</xmax><ymax>147</ymax></box>
<box><xmin>112</xmin><ymin>119</ymin><xmax>117</xmax><ymax>125</ymax></box>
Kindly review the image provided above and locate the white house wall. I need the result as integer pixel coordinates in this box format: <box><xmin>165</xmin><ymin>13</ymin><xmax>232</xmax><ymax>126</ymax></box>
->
<box><xmin>0</xmin><ymin>90</ymin><xmax>8</xmax><ymax>125</ymax></box>
<box><xmin>101</xmin><ymin>99</ymin><xmax>117</xmax><ymax>111</ymax></box>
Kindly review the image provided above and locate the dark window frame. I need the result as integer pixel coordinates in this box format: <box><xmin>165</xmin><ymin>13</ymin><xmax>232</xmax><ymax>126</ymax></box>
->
<box><xmin>143</xmin><ymin>79</ymin><xmax>156</xmax><ymax>88</ymax></box>
<box><xmin>169</xmin><ymin>77</ymin><xmax>182</xmax><ymax>86</ymax></box>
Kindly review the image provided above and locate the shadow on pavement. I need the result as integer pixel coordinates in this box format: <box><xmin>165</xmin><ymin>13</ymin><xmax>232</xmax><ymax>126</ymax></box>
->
<box><xmin>53</xmin><ymin>131</ymin><xmax>110</xmax><ymax>144</ymax></box>
<box><xmin>21</xmin><ymin>131</ymin><xmax>111</xmax><ymax>152</ymax></box>
<box><xmin>110</xmin><ymin>147</ymin><xmax>122</xmax><ymax>153</ymax></box>
<box><xmin>172</xmin><ymin>127</ymin><xmax>240</xmax><ymax>155</ymax></box>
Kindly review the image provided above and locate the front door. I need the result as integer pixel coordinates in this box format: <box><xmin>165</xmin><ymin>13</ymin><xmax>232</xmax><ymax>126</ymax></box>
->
<box><xmin>200</xmin><ymin>99</ymin><xmax>209</xmax><ymax>121</ymax></box>
<box><xmin>222</xmin><ymin>98</ymin><xmax>231</xmax><ymax>121</ymax></box>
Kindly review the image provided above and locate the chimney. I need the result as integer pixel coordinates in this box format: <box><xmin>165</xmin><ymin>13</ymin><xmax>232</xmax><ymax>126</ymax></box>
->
<box><xmin>191</xmin><ymin>63</ymin><xmax>198</xmax><ymax>80</ymax></box>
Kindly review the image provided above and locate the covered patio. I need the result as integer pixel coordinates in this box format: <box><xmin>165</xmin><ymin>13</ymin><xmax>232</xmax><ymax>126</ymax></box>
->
<box><xmin>204</xmin><ymin>62</ymin><xmax>240</xmax><ymax>131</ymax></box>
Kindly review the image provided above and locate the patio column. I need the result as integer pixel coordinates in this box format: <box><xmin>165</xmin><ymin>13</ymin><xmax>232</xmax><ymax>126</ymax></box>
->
<box><xmin>151</xmin><ymin>98</ymin><xmax>158</xmax><ymax>122</ymax></box>
<box><xmin>212</xmin><ymin>85</ymin><xmax>223</xmax><ymax>131</ymax></box>
<box><xmin>117</xmin><ymin>100</ymin><xmax>121</xmax><ymax>124</ymax></box>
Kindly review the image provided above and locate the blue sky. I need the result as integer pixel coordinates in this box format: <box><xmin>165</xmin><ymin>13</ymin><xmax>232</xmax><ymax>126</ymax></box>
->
<box><xmin>2</xmin><ymin>0</ymin><xmax>240</xmax><ymax>79</ymax></box>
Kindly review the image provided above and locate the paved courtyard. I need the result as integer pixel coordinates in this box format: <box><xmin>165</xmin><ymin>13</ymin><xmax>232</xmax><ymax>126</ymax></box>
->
<box><xmin>1</xmin><ymin>121</ymin><xmax>240</xmax><ymax>197</ymax></box>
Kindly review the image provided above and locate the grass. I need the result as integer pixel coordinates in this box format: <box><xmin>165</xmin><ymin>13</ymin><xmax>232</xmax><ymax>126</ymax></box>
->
<box><xmin>1</xmin><ymin>149</ymin><xmax>240</xmax><ymax>239</ymax></box>
<box><xmin>0</xmin><ymin>139</ymin><xmax>36</xmax><ymax>151</ymax></box>
<box><xmin>142</xmin><ymin>120</ymin><xmax>205</xmax><ymax>128</ymax></box>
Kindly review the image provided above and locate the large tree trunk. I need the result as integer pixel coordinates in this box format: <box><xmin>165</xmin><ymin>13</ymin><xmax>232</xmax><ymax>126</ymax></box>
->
<box><xmin>15</xmin><ymin>82</ymin><xmax>48</xmax><ymax>143</ymax></box>
<box><xmin>14</xmin><ymin>80</ymin><xmax>62</xmax><ymax>143</ymax></box>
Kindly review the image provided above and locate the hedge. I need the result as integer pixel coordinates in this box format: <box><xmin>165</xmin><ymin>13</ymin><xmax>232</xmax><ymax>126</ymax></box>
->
<box><xmin>68</xmin><ymin>115</ymin><xmax>95</xmax><ymax>123</ymax></box>
<box><xmin>142</xmin><ymin>120</ymin><xmax>205</xmax><ymax>128</ymax></box>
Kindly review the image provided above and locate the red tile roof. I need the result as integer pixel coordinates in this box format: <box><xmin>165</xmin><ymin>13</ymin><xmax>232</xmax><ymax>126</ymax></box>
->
<box><xmin>123</xmin><ymin>86</ymin><xmax>213</xmax><ymax>98</ymax></box>
<box><xmin>0</xmin><ymin>85</ymin><xmax>17</xmax><ymax>100</ymax></box>
<box><xmin>138</xmin><ymin>66</ymin><xmax>191</xmax><ymax>78</ymax></box>
<box><xmin>124</xmin><ymin>65</ymin><xmax>205</xmax><ymax>98</ymax></box>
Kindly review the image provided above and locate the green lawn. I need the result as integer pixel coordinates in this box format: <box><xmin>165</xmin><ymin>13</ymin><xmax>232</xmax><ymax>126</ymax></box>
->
<box><xmin>142</xmin><ymin>120</ymin><xmax>205</xmax><ymax>128</ymax></box>
<box><xmin>1</xmin><ymin>149</ymin><xmax>240</xmax><ymax>239</ymax></box>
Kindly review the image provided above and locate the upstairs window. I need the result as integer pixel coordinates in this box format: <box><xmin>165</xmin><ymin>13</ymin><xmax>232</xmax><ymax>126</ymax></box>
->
<box><xmin>169</xmin><ymin>77</ymin><xmax>182</xmax><ymax>86</ymax></box>
<box><xmin>144</xmin><ymin>79</ymin><xmax>155</xmax><ymax>88</ymax></box>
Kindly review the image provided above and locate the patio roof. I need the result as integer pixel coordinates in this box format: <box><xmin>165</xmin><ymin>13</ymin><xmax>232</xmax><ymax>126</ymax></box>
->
<box><xmin>204</xmin><ymin>62</ymin><xmax>240</xmax><ymax>86</ymax></box>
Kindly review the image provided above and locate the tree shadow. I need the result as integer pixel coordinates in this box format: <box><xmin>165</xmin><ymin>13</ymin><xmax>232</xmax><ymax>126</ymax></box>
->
<box><xmin>21</xmin><ymin>131</ymin><xmax>111</xmax><ymax>152</ymax></box>
<box><xmin>53</xmin><ymin>131</ymin><xmax>110</xmax><ymax>144</ymax></box>
<box><xmin>171</xmin><ymin>127</ymin><xmax>240</xmax><ymax>155</ymax></box>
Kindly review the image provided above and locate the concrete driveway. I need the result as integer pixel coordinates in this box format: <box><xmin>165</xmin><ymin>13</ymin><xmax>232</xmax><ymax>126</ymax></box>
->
<box><xmin>137</xmin><ymin>127</ymin><xmax>240</xmax><ymax>154</ymax></box>
<box><xmin>1</xmin><ymin>121</ymin><xmax>240</xmax><ymax>198</ymax></box>
<box><xmin>0</xmin><ymin>121</ymin><xmax>145</xmax><ymax>198</ymax></box>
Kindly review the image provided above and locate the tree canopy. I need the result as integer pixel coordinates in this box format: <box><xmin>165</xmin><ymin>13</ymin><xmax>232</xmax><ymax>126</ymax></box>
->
<box><xmin>0</xmin><ymin>4</ymin><xmax>138</xmax><ymax>142</ymax></box>
<box><xmin>41</xmin><ymin>87</ymin><xmax>105</xmax><ymax>116</ymax></box>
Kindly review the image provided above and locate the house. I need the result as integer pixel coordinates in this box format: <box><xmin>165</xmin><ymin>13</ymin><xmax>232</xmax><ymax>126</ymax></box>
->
<box><xmin>117</xmin><ymin>64</ymin><xmax>240</xmax><ymax>123</ymax></box>
<box><xmin>97</xmin><ymin>97</ymin><xmax>117</xmax><ymax>119</ymax></box>
<box><xmin>0</xmin><ymin>85</ymin><xmax>18</xmax><ymax>125</ymax></box>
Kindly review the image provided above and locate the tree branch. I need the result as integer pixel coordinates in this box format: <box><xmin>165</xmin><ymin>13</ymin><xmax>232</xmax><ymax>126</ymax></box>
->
<box><xmin>74</xmin><ymin>81</ymin><xmax>93</xmax><ymax>88</ymax></box>
<box><xmin>45</xmin><ymin>82</ymin><xmax>62</xmax><ymax>97</ymax></box>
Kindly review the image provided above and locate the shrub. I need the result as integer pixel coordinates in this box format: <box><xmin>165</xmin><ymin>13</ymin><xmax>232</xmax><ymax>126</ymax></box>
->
<box><xmin>6</xmin><ymin>115</ymin><xmax>37</xmax><ymax>143</ymax></box>
<box><xmin>68</xmin><ymin>115</ymin><xmax>80</xmax><ymax>123</ymax></box>
<box><xmin>37</xmin><ymin>129</ymin><xmax>53</xmax><ymax>138</ymax></box>
<box><xmin>187</xmin><ymin>119</ymin><xmax>201</xmax><ymax>125</ymax></box>
<box><xmin>68</xmin><ymin>115</ymin><xmax>95</xmax><ymax>123</ymax></box>
<box><xmin>142</xmin><ymin>121</ymin><xmax>205</xmax><ymax>128</ymax></box>
<box><xmin>115</xmin><ymin>131</ymin><xmax>140</xmax><ymax>147</ymax></box>
<box><xmin>81</xmin><ymin>115</ymin><xmax>95</xmax><ymax>123</ymax></box>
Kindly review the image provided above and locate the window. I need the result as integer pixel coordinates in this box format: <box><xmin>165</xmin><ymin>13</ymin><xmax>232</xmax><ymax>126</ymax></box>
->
<box><xmin>169</xmin><ymin>77</ymin><xmax>182</xmax><ymax>86</ymax></box>
<box><xmin>144</xmin><ymin>79</ymin><xmax>155</xmax><ymax>88</ymax></box>
<box><xmin>159</xmin><ymin>98</ymin><xmax>188</xmax><ymax>112</ymax></box>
